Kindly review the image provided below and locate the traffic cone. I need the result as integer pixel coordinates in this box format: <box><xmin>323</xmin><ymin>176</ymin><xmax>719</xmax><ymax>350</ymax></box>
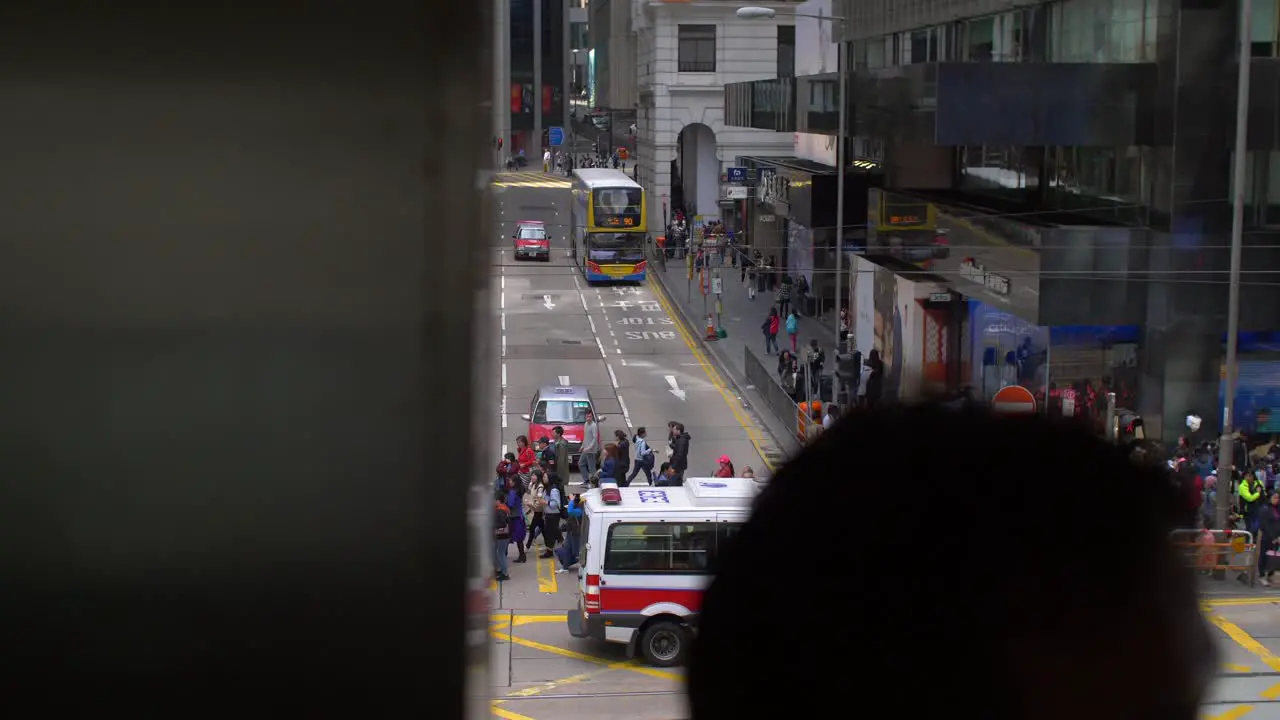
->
<box><xmin>705</xmin><ymin>315</ymin><xmax>718</xmax><ymax>342</ymax></box>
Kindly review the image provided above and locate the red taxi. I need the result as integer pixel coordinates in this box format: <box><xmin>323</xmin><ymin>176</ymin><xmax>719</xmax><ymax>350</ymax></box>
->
<box><xmin>521</xmin><ymin>385</ymin><xmax>603</xmax><ymax>467</ymax></box>
<box><xmin>513</xmin><ymin>220</ymin><xmax>550</xmax><ymax>261</ymax></box>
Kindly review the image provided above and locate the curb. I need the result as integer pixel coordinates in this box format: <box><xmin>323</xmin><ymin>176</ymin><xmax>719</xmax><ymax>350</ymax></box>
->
<box><xmin>647</xmin><ymin>253</ymin><xmax>797</xmax><ymax>469</ymax></box>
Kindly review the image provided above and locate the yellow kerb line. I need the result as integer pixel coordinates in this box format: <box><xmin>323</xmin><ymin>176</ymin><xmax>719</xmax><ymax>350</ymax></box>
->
<box><xmin>537</xmin><ymin>554</ymin><xmax>558</xmax><ymax>594</ymax></box>
<box><xmin>647</xmin><ymin>275</ymin><xmax>776</xmax><ymax>472</ymax></box>
<box><xmin>489</xmin><ymin>627</ymin><xmax>682</xmax><ymax>682</ymax></box>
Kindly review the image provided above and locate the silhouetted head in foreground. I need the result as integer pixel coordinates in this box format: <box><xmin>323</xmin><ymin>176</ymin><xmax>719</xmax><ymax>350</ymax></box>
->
<box><xmin>688</xmin><ymin>405</ymin><xmax>1213</xmax><ymax>720</ymax></box>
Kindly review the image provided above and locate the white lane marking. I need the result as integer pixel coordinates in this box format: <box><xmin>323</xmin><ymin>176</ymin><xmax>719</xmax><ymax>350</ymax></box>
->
<box><xmin>501</xmin><ymin>444</ymin><xmax>508</xmax><ymax>457</ymax></box>
<box><xmin>542</xmin><ymin>294</ymin><xmax>555</xmax><ymax>310</ymax></box>
<box><xmin>587</xmin><ymin>315</ymin><xmax>597</xmax><ymax>334</ymax></box>
<box><xmin>500</xmin><ymin>312</ymin><xmax>506</xmax><ymax>331</ymax></box>
<box><xmin>501</xmin><ymin>335</ymin><xmax>506</xmax><ymax>357</ymax></box>
<box><xmin>500</xmin><ymin>276</ymin><xmax>505</xmax><ymax>289</ymax></box>
<box><xmin>572</xmin><ymin>275</ymin><xmax>581</xmax><ymax>289</ymax></box>
<box><xmin>612</xmin><ymin>337</ymin><xmax>618</xmax><ymax>345</ymax></box>
<box><xmin>501</xmin><ymin>363</ymin><xmax>507</xmax><ymax>388</ymax></box>
<box><xmin>665</xmin><ymin>375</ymin><xmax>687</xmax><ymax>401</ymax></box>
<box><xmin>558</xmin><ymin>375</ymin><xmax>570</xmax><ymax>386</ymax></box>
<box><xmin>579</xmin><ymin>292</ymin><xmax>590</xmax><ymax>313</ymax></box>
<box><xmin>615</xmin><ymin>347</ymin><xmax>621</xmax><ymax>355</ymax></box>
<box><xmin>608</xmin><ymin>329</ymin><xmax>615</xmax><ymax>336</ymax></box>
<box><xmin>607</xmin><ymin>364</ymin><xmax>619</xmax><ymax>388</ymax></box>
<box><xmin>596</xmin><ymin>338</ymin><xmax>608</xmax><ymax>358</ymax></box>
<box><xmin>619</xmin><ymin>358</ymin><xmax>627</xmax><ymax>366</ymax></box>
<box><xmin>617</xmin><ymin>394</ymin><xmax>633</xmax><ymax>429</ymax></box>
<box><xmin>501</xmin><ymin>393</ymin><xmax>508</xmax><ymax>428</ymax></box>
<box><xmin>500</xmin><ymin>292</ymin><xmax>505</xmax><ymax>309</ymax></box>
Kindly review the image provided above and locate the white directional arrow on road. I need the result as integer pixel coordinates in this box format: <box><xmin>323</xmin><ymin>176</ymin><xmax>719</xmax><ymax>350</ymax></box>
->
<box><xmin>665</xmin><ymin>375</ymin><xmax>686</xmax><ymax>401</ymax></box>
<box><xmin>543</xmin><ymin>294</ymin><xmax>556</xmax><ymax>310</ymax></box>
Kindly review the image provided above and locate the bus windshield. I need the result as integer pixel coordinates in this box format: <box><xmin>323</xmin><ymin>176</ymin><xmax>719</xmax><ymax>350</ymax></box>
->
<box><xmin>587</xmin><ymin>233</ymin><xmax>644</xmax><ymax>264</ymax></box>
<box><xmin>591</xmin><ymin>187</ymin><xmax>642</xmax><ymax>229</ymax></box>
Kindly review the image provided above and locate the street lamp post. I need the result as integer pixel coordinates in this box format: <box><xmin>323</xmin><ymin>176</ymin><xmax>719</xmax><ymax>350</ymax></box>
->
<box><xmin>1217</xmin><ymin>0</ymin><xmax>1252</xmax><ymax>530</ymax></box>
<box><xmin>737</xmin><ymin>5</ymin><xmax>848</xmax><ymax>370</ymax></box>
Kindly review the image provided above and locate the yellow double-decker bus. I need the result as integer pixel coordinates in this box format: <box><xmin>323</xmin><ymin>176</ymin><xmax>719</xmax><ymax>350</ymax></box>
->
<box><xmin>570</xmin><ymin>169</ymin><xmax>648</xmax><ymax>282</ymax></box>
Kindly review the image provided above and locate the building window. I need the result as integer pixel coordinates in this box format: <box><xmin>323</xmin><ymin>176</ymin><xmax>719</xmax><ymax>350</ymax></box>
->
<box><xmin>678</xmin><ymin>24</ymin><xmax>717</xmax><ymax>72</ymax></box>
<box><xmin>1230</xmin><ymin>151</ymin><xmax>1280</xmax><ymax>226</ymax></box>
<box><xmin>1050</xmin><ymin>0</ymin><xmax>1153</xmax><ymax>63</ymax></box>
<box><xmin>994</xmin><ymin>10</ymin><xmax>1027</xmax><ymax>61</ymax></box>
<box><xmin>866</xmin><ymin>37</ymin><xmax>887</xmax><ymax>68</ymax></box>
<box><xmin>777</xmin><ymin>24</ymin><xmax>796</xmax><ymax>77</ymax></box>
<box><xmin>966</xmin><ymin>16</ymin><xmax>995</xmax><ymax>61</ymax></box>
<box><xmin>910</xmin><ymin>29</ymin><xmax>929</xmax><ymax>63</ymax></box>
<box><xmin>1251</xmin><ymin>0</ymin><xmax>1278</xmax><ymax>57</ymax></box>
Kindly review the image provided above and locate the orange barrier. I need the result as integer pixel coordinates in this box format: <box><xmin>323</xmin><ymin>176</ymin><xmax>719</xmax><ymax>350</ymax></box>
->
<box><xmin>1170</xmin><ymin>529</ymin><xmax>1257</xmax><ymax>586</ymax></box>
<box><xmin>797</xmin><ymin>400</ymin><xmax>823</xmax><ymax>444</ymax></box>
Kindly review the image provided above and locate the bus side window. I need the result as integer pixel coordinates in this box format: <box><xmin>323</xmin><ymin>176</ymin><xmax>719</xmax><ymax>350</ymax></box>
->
<box><xmin>532</xmin><ymin>401</ymin><xmax>548</xmax><ymax>424</ymax></box>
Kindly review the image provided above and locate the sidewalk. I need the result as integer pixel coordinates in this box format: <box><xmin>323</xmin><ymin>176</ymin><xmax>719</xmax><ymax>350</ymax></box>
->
<box><xmin>649</xmin><ymin>251</ymin><xmax>844</xmax><ymax>462</ymax></box>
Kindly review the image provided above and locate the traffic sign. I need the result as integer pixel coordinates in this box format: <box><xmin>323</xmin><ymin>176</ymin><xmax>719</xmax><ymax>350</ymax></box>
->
<box><xmin>548</xmin><ymin>126</ymin><xmax>565</xmax><ymax>146</ymax></box>
<box><xmin>726</xmin><ymin>167</ymin><xmax>748</xmax><ymax>182</ymax></box>
<box><xmin>991</xmin><ymin>385</ymin><xmax>1037</xmax><ymax>414</ymax></box>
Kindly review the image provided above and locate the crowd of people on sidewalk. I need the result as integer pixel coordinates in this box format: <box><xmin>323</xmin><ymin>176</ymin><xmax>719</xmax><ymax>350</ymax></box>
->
<box><xmin>1171</xmin><ymin>429</ymin><xmax>1280</xmax><ymax>586</ymax></box>
<box><xmin>491</xmin><ymin>417</ymin><xmax>755</xmax><ymax>582</ymax></box>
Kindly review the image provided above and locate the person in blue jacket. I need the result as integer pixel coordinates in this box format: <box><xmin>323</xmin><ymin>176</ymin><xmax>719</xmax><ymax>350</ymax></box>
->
<box><xmin>555</xmin><ymin>494</ymin><xmax>584</xmax><ymax>573</ymax></box>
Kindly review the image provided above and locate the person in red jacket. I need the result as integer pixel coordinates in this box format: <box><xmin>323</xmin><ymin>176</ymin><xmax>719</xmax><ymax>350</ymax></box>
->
<box><xmin>515</xmin><ymin>435</ymin><xmax>538</xmax><ymax>477</ymax></box>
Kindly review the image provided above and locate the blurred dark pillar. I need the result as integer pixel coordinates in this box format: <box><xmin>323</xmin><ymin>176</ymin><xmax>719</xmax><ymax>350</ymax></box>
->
<box><xmin>0</xmin><ymin>3</ymin><xmax>489</xmax><ymax>717</ymax></box>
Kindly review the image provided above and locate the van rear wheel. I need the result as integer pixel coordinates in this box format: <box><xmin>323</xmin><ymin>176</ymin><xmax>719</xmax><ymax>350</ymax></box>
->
<box><xmin>638</xmin><ymin>621</ymin><xmax>688</xmax><ymax>667</ymax></box>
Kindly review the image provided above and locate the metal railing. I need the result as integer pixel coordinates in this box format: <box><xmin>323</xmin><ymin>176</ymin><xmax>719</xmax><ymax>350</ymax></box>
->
<box><xmin>743</xmin><ymin>345</ymin><xmax>801</xmax><ymax>442</ymax></box>
<box><xmin>1170</xmin><ymin>529</ymin><xmax>1258</xmax><ymax>587</ymax></box>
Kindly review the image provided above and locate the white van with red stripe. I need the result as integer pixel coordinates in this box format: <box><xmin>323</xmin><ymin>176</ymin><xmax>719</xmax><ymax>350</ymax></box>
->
<box><xmin>566</xmin><ymin>476</ymin><xmax>757</xmax><ymax>667</ymax></box>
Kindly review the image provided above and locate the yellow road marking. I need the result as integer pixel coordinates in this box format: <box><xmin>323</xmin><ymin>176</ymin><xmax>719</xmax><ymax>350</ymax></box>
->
<box><xmin>504</xmin><ymin>664</ymin><xmax>624</xmax><ymax>699</ymax></box>
<box><xmin>490</xmin><ymin>613</ymin><xmax>565</xmax><ymax>625</ymax></box>
<box><xmin>1262</xmin><ymin>682</ymin><xmax>1280</xmax><ymax>700</ymax></box>
<box><xmin>491</xmin><ymin>701</ymin><xmax>537</xmax><ymax>720</ymax></box>
<box><xmin>1224</xmin><ymin>663</ymin><xmax>1252</xmax><ymax>673</ymax></box>
<box><xmin>537</xmin><ymin>554</ymin><xmax>558</xmax><ymax>594</ymax></box>
<box><xmin>1207</xmin><ymin>614</ymin><xmax>1280</xmax><ymax>673</ymax></box>
<box><xmin>489</xmin><ymin>628</ymin><xmax>682</xmax><ymax>682</ymax></box>
<box><xmin>1206</xmin><ymin>707</ymin><xmax>1254</xmax><ymax>720</ymax></box>
<box><xmin>1205</xmin><ymin>598</ymin><xmax>1280</xmax><ymax>607</ymax></box>
<box><xmin>647</xmin><ymin>274</ymin><xmax>776</xmax><ymax>472</ymax></box>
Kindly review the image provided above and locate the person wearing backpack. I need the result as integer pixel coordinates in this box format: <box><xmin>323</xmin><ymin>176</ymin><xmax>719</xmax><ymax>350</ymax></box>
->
<box><xmin>493</xmin><ymin>490</ymin><xmax>512</xmax><ymax>582</ymax></box>
<box><xmin>627</xmin><ymin>426</ymin><xmax>656</xmax><ymax>485</ymax></box>
<box><xmin>539</xmin><ymin>474</ymin><xmax>564</xmax><ymax>560</ymax></box>
<box><xmin>785</xmin><ymin>309</ymin><xmax>799</xmax><ymax>353</ymax></box>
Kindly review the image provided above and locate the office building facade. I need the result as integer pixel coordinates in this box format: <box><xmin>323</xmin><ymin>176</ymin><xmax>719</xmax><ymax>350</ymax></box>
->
<box><xmin>723</xmin><ymin>0</ymin><xmax>1280</xmax><ymax>439</ymax></box>
<box><xmin>588</xmin><ymin>0</ymin><xmax>800</xmax><ymax>232</ymax></box>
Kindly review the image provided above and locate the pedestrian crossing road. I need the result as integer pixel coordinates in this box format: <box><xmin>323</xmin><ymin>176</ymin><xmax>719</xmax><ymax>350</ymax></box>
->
<box><xmin>493</xmin><ymin>171</ymin><xmax>573</xmax><ymax>189</ymax></box>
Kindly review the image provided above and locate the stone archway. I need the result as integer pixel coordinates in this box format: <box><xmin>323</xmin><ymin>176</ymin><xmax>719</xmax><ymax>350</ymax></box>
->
<box><xmin>675</xmin><ymin>122</ymin><xmax>718</xmax><ymax>220</ymax></box>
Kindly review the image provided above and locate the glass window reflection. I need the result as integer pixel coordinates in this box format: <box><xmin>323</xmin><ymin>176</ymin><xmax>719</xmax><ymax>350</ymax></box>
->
<box><xmin>1050</xmin><ymin>0</ymin><xmax>1154</xmax><ymax>63</ymax></box>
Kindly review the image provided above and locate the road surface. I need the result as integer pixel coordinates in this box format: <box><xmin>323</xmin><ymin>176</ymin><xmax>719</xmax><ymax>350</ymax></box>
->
<box><xmin>484</xmin><ymin>174</ymin><xmax>1280</xmax><ymax>720</ymax></box>
<box><xmin>487</xmin><ymin>172</ymin><xmax>775</xmax><ymax>720</ymax></box>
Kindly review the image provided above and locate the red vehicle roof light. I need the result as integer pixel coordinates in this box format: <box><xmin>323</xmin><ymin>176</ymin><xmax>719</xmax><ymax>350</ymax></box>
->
<box><xmin>599</xmin><ymin>481</ymin><xmax>622</xmax><ymax>505</ymax></box>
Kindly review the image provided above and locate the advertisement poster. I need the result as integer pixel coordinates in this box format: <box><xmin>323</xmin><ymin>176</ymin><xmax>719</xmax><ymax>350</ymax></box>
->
<box><xmin>587</xmin><ymin>49</ymin><xmax>596</xmax><ymax>108</ymax></box>
<box><xmin>787</xmin><ymin>222</ymin><xmax>815</xmax><ymax>288</ymax></box>
<box><xmin>852</xmin><ymin>255</ymin><xmax>875</xmax><ymax>356</ymax></box>
<box><xmin>849</xmin><ymin>255</ymin><xmax>924</xmax><ymax>399</ymax></box>
<box><xmin>970</xmin><ymin>301</ymin><xmax>1047</xmax><ymax>402</ymax></box>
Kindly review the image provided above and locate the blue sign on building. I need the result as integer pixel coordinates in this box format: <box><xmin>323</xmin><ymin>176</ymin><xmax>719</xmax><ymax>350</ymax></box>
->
<box><xmin>548</xmin><ymin>126</ymin><xmax>565</xmax><ymax>146</ymax></box>
<box><xmin>726</xmin><ymin>167</ymin><xmax>748</xmax><ymax>183</ymax></box>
